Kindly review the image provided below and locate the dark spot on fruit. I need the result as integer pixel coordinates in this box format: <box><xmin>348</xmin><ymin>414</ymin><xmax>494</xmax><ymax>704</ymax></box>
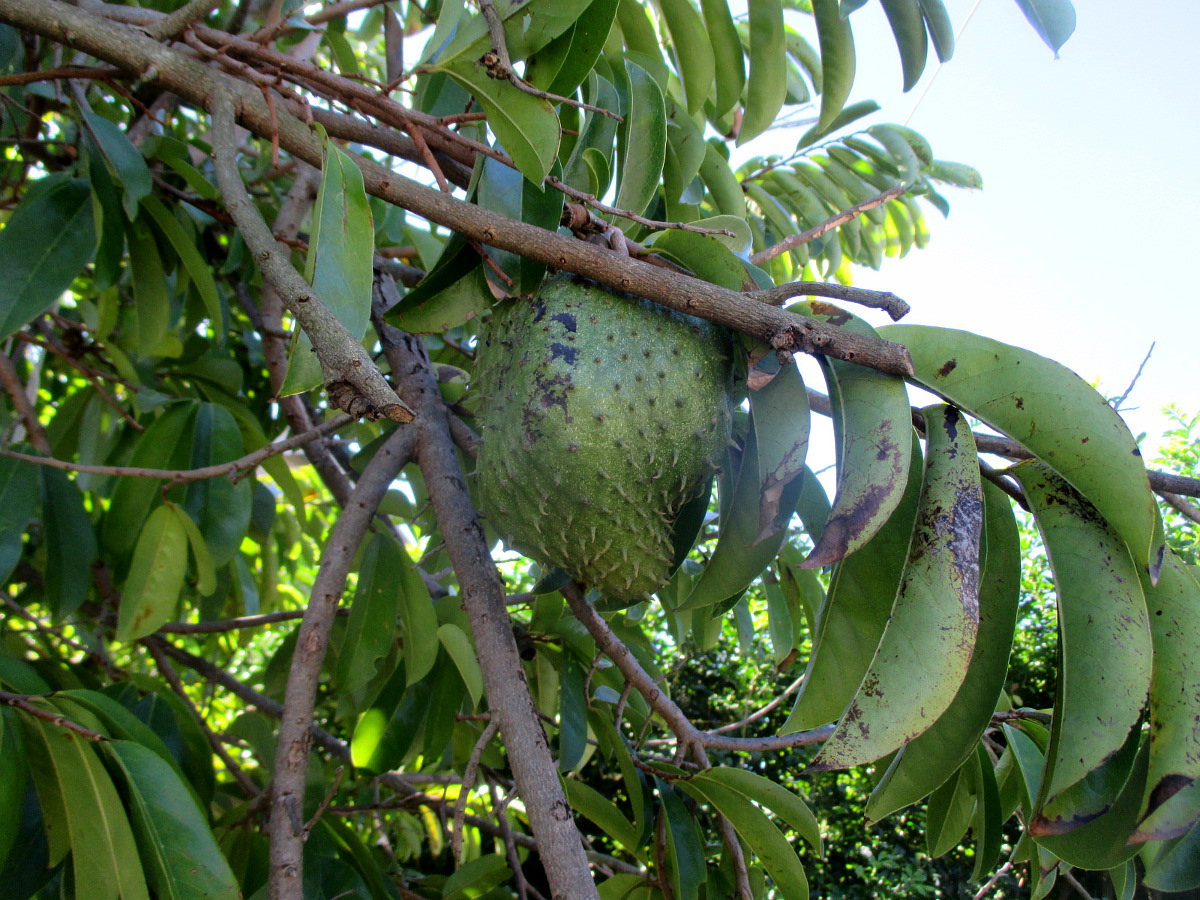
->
<box><xmin>551</xmin><ymin>312</ymin><xmax>577</xmax><ymax>332</ymax></box>
<box><xmin>657</xmin><ymin>371</ymin><xmax>666</xmax><ymax>379</ymax></box>
<box><xmin>1013</xmin><ymin>396</ymin><xmax>1025</xmax><ymax>410</ymax></box>
<box><xmin>614</xmin><ymin>383</ymin><xmax>621</xmax><ymax>391</ymax></box>
<box><xmin>550</xmin><ymin>343</ymin><xmax>577</xmax><ymax>364</ymax></box>
<box><xmin>607</xmin><ymin>333</ymin><xmax>615</xmax><ymax>341</ymax></box>
<box><xmin>621</xmin><ymin>353</ymin><xmax>629</xmax><ymax>361</ymax></box>
<box><xmin>942</xmin><ymin>407</ymin><xmax>959</xmax><ymax>439</ymax></box>
<box><xmin>1081</xmin><ymin>436</ymin><xmax>1089</xmax><ymax>443</ymax></box>
<box><xmin>532</xmin><ymin>299</ymin><xmax>546</xmax><ymax>322</ymax></box>
<box><xmin>937</xmin><ymin>358</ymin><xmax>958</xmax><ymax>378</ymax></box>
<box><xmin>593</xmin><ymin>357</ymin><xmax>601</xmax><ymax>364</ymax></box>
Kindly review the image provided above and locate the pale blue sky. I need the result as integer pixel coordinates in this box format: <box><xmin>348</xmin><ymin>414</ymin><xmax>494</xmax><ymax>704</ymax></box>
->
<box><xmin>753</xmin><ymin>0</ymin><xmax>1200</xmax><ymax>455</ymax></box>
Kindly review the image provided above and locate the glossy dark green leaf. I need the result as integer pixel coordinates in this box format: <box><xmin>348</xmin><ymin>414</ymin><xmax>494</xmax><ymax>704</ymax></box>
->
<box><xmin>526</xmin><ymin>0</ymin><xmax>620</xmax><ymax>97</ymax></box>
<box><xmin>0</xmin><ymin>706</ymin><xmax>26</xmax><ymax>869</ymax></box>
<box><xmin>1012</xmin><ymin>461</ymin><xmax>1151</xmax><ymax>826</ymax></box>
<box><xmin>116</xmin><ymin>503</ymin><xmax>189</xmax><ymax>642</ymax></box>
<box><xmin>476</xmin><ymin>156</ymin><xmax>564</xmax><ymax>294</ymax></box>
<box><xmin>39</xmin><ymin>468</ymin><xmax>98</xmax><ymax>618</ymax></box>
<box><xmin>739</xmin><ymin>0</ymin><xmax>788</xmax><ymax>144</ymax></box>
<box><xmin>1013</xmin><ymin>0</ymin><xmax>1076</xmax><ymax>55</ymax></box>
<box><xmin>782</xmin><ymin>431</ymin><xmax>921</xmax><ymax>733</ymax></box>
<box><xmin>559</xmin><ymin>650</ymin><xmax>588</xmax><ymax>771</ymax></box>
<box><xmin>563</xmin><ymin>73</ymin><xmax>621</xmax><ymax>194</ymax></box>
<box><xmin>614</xmin><ymin>60</ymin><xmax>667</xmax><ymax>218</ymax></box>
<box><xmin>336</xmin><ymin>533</ymin><xmax>402</xmax><ymax>700</ymax></box>
<box><xmin>925</xmin><ymin>761</ymin><xmax>974</xmax><ymax>858</ymax></box>
<box><xmin>1143</xmin><ymin>818</ymin><xmax>1200</xmax><ymax>892</ymax></box>
<box><xmin>882</xmin><ymin>324</ymin><xmax>1158</xmax><ymax>567</ymax></box>
<box><xmin>0</xmin><ymin>454</ymin><xmax>36</xmax><ymax>584</ymax></box>
<box><xmin>970</xmin><ymin>742</ymin><xmax>1004</xmax><ymax>880</ymax></box>
<box><xmin>811</xmin><ymin>405</ymin><xmax>982</xmax><ymax>770</ymax></box>
<box><xmin>564</xmin><ymin>769</ymin><xmax>643</xmax><ymax>855</ymax></box>
<box><xmin>657</xmin><ymin>779</ymin><xmax>705</xmax><ymax>900</ymax></box>
<box><xmin>81</xmin><ymin>112</ymin><xmax>151</xmax><ymax>218</ymax></box>
<box><xmin>0</xmin><ymin>177</ymin><xmax>96</xmax><ymax>342</ymax></box>
<box><xmin>183</xmin><ymin>403</ymin><xmax>251</xmax><ymax>568</ymax></box>
<box><xmin>105</xmin><ymin>740</ymin><xmax>240</xmax><ymax>900</ymax></box>
<box><xmin>866</xmin><ymin>480</ymin><xmax>1019</xmax><ymax>820</ymax></box>
<box><xmin>437</xmin><ymin>0</ymin><xmax>590</xmax><ymax>68</ymax></box>
<box><xmin>395</xmin><ymin>537</ymin><xmax>438</xmax><ymax>685</ymax></box>
<box><xmin>696</xmin><ymin>767</ymin><xmax>822</xmax><ymax>854</ymax></box>
<box><xmin>441</xmin><ymin>61</ymin><xmax>561</xmax><ymax>184</ymax></box>
<box><xmin>880</xmin><ymin>0</ymin><xmax>928</xmax><ymax>90</ymax></box>
<box><xmin>351</xmin><ymin>662</ymin><xmax>431</xmax><ymax>773</ymax></box>
<box><xmin>127</xmin><ymin>216</ymin><xmax>172</xmax><ymax>354</ymax></box>
<box><xmin>811</xmin><ymin>0</ymin><xmax>855</xmax><ymax>133</ymax></box>
<box><xmin>1135</xmin><ymin>552</ymin><xmax>1200</xmax><ymax>840</ymax></box>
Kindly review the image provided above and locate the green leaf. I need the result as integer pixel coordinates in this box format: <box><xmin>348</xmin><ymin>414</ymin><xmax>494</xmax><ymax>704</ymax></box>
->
<box><xmin>681</xmin><ymin>777</ymin><xmax>809</xmax><ymax>900</ymax></box>
<box><xmin>918</xmin><ymin>0</ymin><xmax>955</xmax><ymax>61</ymax></box>
<box><xmin>1134</xmin><ymin>551</ymin><xmax>1200</xmax><ymax>840</ymax></box>
<box><xmin>739</xmin><ymin>0</ymin><xmax>788</xmax><ymax>144</ymax></box>
<box><xmin>476</xmin><ymin>156</ymin><xmax>564</xmax><ymax>293</ymax></box>
<box><xmin>22</xmin><ymin>717</ymin><xmax>150</xmax><ymax>900</ymax></box>
<box><xmin>436</xmin><ymin>0</ymin><xmax>590</xmax><ymax>68</ymax></box>
<box><xmin>169</xmin><ymin>500</ymin><xmax>217</xmax><ymax>597</ymax></box>
<box><xmin>440</xmin><ymin>61</ymin><xmax>561</xmax><ymax>184</ymax></box>
<box><xmin>970</xmin><ymin>742</ymin><xmax>1004</xmax><ymax>880</ymax></box>
<box><xmin>656</xmin><ymin>0</ymin><xmax>715</xmax><ymax>114</ymax></box>
<box><xmin>559</xmin><ymin>649</ymin><xmax>588</xmax><ymax>771</ymax></box>
<box><xmin>141</xmin><ymin>196</ymin><xmax>223</xmax><ymax>328</ymax></box>
<box><xmin>443</xmin><ymin>854</ymin><xmax>512</xmax><ymax>900</ymax></box>
<box><xmin>657</xmin><ymin>779</ymin><xmax>706</xmax><ymax>900</ymax></box>
<box><xmin>0</xmin><ymin>706</ymin><xmax>26</xmax><ymax>869</ymax></box>
<box><xmin>880</xmin><ymin>0</ymin><xmax>928</xmax><ymax>90</ymax></box>
<box><xmin>437</xmin><ymin>624</ymin><xmax>484</xmax><ymax>709</ymax></box>
<box><xmin>701</xmin><ymin>0</ymin><xmax>746</xmax><ymax>117</ymax></box>
<box><xmin>811</xmin><ymin>0</ymin><xmax>856</xmax><ymax>133</ymax></box>
<box><xmin>183</xmin><ymin>403</ymin><xmax>252</xmax><ymax>568</ymax></box>
<box><xmin>782</xmin><ymin>431</ymin><xmax>922</xmax><ymax>733</ymax></box>
<box><xmin>563</xmin><ymin>74</ymin><xmax>621</xmax><ymax>193</ymax></box>
<box><xmin>351</xmin><ymin>663</ymin><xmax>431</xmax><ymax>773</ymax></box>
<box><xmin>394</xmin><ymin>538</ymin><xmax>439</xmax><ymax>685</ymax></box>
<box><xmin>613</xmin><ymin>60</ymin><xmax>667</xmax><ymax>218</ymax></box>
<box><xmin>866</xmin><ymin>480</ymin><xmax>1020</xmax><ymax>820</ymax></box>
<box><xmin>811</xmin><ymin>405</ymin><xmax>983</xmax><ymax>770</ymax></box>
<box><xmin>39</xmin><ymin>468</ymin><xmax>99</xmax><ymax>618</ymax></box>
<box><xmin>695</xmin><ymin>767</ymin><xmax>822</xmax><ymax>854</ymax></box>
<box><xmin>1011</xmin><ymin>462</ymin><xmax>1151</xmax><ymax>825</ymax></box>
<box><xmin>1143</xmin><ymin>818</ymin><xmax>1200</xmax><ymax>892</ymax></box>
<box><xmin>0</xmin><ymin>454</ymin><xmax>36</xmax><ymax>584</ymax></box>
<box><xmin>336</xmin><ymin>533</ymin><xmax>402</xmax><ymax>699</ymax></box>
<box><xmin>105</xmin><ymin>741</ymin><xmax>240</xmax><ymax>900</ymax></box>
<box><xmin>127</xmin><ymin>216</ymin><xmax>172</xmax><ymax>353</ymax></box>
<box><xmin>526</xmin><ymin>0</ymin><xmax>620</xmax><ymax>97</ymax></box>
<box><xmin>81</xmin><ymin>112</ymin><xmax>152</xmax><ymax>218</ymax></box>
<box><xmin>679</xmin><ymin>361</ymin><xmax>808</xmax><ymax>610</ymax></box>
<box><xmin>0</xmin><ymin>177</ymin><xmax>96</xmax><ymax>342</ymax></box>
<box><xmin>1013</xmin><ymin>0</ymin><xmax>1076</xmax><ymax>56</ymax></box>
<box><xmin>283</xmin><ymin>133</ymin><xmax>375</xmax><ymax>394</ymax></box>
<box><xmin>796</xmin><ymin>301</ymin><xmax>912</xmax><ymax>568</ymax></box>
<box><xmin>925</xmin><ymin>760</ymin><xmax>975</xmax><ymax>858</ymax></box>
<box><xmin>564</xmin><ymin>777</ymin><xmax>643</xmax><ymax>856</ymax></box>
<box><xmin>116</xmin><ymin>503</ymin><xmax>189</xmax><ymax>641</ymax></box>
<box><xmin>881</xmin><ymin>324</ymin><xmax>1157</xmax><ymax>567</ymax></box>
<box><xmin>698</xmin><ymin>139</ymin><xmax>747</xmax><ymax>219</ymax></box>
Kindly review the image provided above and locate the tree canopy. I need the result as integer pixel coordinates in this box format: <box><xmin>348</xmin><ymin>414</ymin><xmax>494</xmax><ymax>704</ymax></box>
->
<box><xmin>0</xmin><ymin>0</ymin><xmax>1198</xmax><ymax>899</ymax></box>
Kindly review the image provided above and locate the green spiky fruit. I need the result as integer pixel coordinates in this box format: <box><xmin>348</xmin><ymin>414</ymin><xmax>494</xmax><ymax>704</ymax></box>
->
<box><xmin>474</xmin><ymin>276</ymin><xmax>734</xmax><ymax>600</ymax></box>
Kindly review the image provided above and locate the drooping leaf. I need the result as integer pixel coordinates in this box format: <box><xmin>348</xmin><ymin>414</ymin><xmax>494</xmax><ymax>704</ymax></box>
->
<box><xmin>0</xmin><ymin>454</ymin><xmax>37</xmax><ymax>585</ymax></box>
<box><xmin>526</xmin><ymin>0</ymin><xmax>620</xmax><ymax>97</ymax></box>
<box><xmin>39</xmin><ymin>468</ymin><xmax>99</xmax><ymax>618</ymax></box>
<box><xmin>1134</xmin><ymin>551</ymin><xmax>1200</xmax><ymax>840</ymax></box>
<box><xmin>81</xmin><ymin>112</ymin><xmax>152</xmax><ymax>218</ymax></box>
<box><xmin>879</xmin><ymin>0</ymin><xmax>928</xmax><ymax>91</ymax></box>
<box><xmin>1011</xmin><ymin>461</ymin><xmax>1151</xmax><ymax>829</ymax></box>
<box><xmin>701</xmin><ymin>0</ymin><xmax>746</xmax><ymax>117</ymax></box>
<box><xmin>657</xmin><ymin>778</ymin><xmax>706</xmax><ymax>900</ymax></box>
<box><xmin>881</xmin><ymin>324</ymin><xmax>1158</xmax><ymax>567</ymax></box>
<box><xmin>696</xmin><ymin>767</ymin><xmax>822</xmax><ymax>854</ymax></box>
<box><xmin>141</xmin><ymin>196</ymin><xmax>223</xmax><ymax>329</ymax></box>
<box><xmin>1013</xmin><ymin>0</ymin><xmax>1076</xmax><ymax>56</ymax></box>
<box><xmin>812</xmin><ymin>405</ymin><xmax>983</xmax><ymax>769</ymax></box>
<box><xmin>613</xmin><ymin>60</ymin><xmax>667</xmax><ymax>218</ymax></box>
<box><xmin>0</xmin><ymin>706</ymin><xmax>26</xmax><ymax>869</ymax></box>
<box><xmin>867</xmin><ymin>479</ymin><xmax>1020</xmax><ymax>819</ymax></box>
<box><xmin>394</xmin><ymin>538</ymin><xmax>439</xmax><ymax>685</ymax></box>
<box><xmin>739</xmin><ymin>0</ymin><xmax>788</xmax><ymax>144</ymax></box>
<box><xmin>105</xmin><ymin>740</ymin><xmax>241</xmax><ymax>900</ymax></box>
<box><xmin>655</xmin><ymin>0</ymin><xmax>715</xmax><ymax>115</ymax></box>
<box><xmin>558</xmin><ymin>649</ymin><xmax>588</xmax><ymax>771</ymax></box>
<box><xmin>919</xmin><ymin>0</ymin><xmax>955</xmax><ymax>61</ymax></box>
<box><xmin>782</xmin><ymin>430</ymin><xmax>922</xmax><ymax>733</ymax></box>
<box><xmin>437</xmin><ymin>624</ymin><xmax>484</xmax><ymax>709</ymax></box>
<box><xmin>183</xmin><ymin>403</ymin><xmax>252</xmax><ymax>568</ymax></box>
<box><xmin>476</xmin><ymin>156</ymin><xmax>565</xmax><ymax>294</ymax></box>
<box><xmin>116</xmin><ymin>503</ymin><xmax>190</xmax><ymax>641</ymax></box>
<box><xmin>811</xmin><ymin>0</ymin><xmax>856</xmax><ymax>133</ymax></box>
<box><xmin>336</xmin><ymin>533</ymin><xmax>402</xmax><ymax>699</ymax></box>
<box><xmin>798</xmin><ymin>302</ymin><xmax>912</xmax><ymax>568</ymax></box>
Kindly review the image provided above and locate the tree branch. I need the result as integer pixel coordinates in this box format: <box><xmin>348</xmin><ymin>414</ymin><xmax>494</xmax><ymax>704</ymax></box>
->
<box><xmin>209</xmin><ymin>93</ymin><xmax>414</xmax><ymax>423</ymax></box>
<box><xmin>751</xmin><ymin>281</ymin><xmax>911</xmax><ymax>320</ymax></box>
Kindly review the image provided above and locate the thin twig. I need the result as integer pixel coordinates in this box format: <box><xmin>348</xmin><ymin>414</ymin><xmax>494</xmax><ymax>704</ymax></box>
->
<box><xmin>0</xmin><ymin>414</ymin><xmax>352</xmax><ymax>485</ymax></box>
<box><xmin>0</xmin><ymin>64</ymin><xmax>122</xmax><ymax>86</ymax></box>
<box><xmin>972</xmin><ymin>862</ymin><xmax>1013</xmax><ymax>900</ymax></box>
<box><xmin>709</xmin><ymin>674</ymin><xmax>805</xmax><ymax>735</ymax></box>
<box><xmin>0</xmin><ymin>353</ymin><xmax>50</xmax><ymax>452</ymax></box>
<box><xmin>452</xmin><ymin>718</ymin><xmax>500</xmax><ymax>864</ymax></box>
<box><xmin>304</xmin><ymin>766</ymin><xmax>345</xmax><ymax>833</ymax></box>
<box><xmin>145</xmin><ymin>0</ymin><xmax>220</xmax><ymax>40</ymax></box>
<box><xmin>750</xmin><ymin>281</ymin><xmax>911</xmax><ymax>320</ymax></box>
<box><xmin>1160</xmin><ymin>491</ymin><xmax>1200</xmax><ymax>526</ymax></box>
<box><xmin>751</xmin><ymin>183</ymin><xmax>911</xmax><ymax>266</ymax></box>
<box><xmin>0</xmin><ymin>690</ymin><xmax>111</xmax><ymax>741</ymax></box>
<box><xmin>1113</xmin><ymin>341</ymin><xmax>1155</xmax><ymax>411</ymax></box>
<box><xmin>159</xmin><ymin>608</ymin><xmax>348</xmax><ymax>633</ymax></box>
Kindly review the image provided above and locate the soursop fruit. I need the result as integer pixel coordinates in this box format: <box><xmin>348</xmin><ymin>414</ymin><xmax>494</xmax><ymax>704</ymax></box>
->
<box><xmin>474</xmin><ymin>275</ymin><xmax>734</xmax><ymax>600</ymax></box>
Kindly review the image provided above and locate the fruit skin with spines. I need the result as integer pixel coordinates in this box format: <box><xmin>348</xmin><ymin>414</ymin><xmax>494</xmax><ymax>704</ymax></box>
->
<box><xmin>475</xmin><ymin>275</ymin><xmax>735</xmax><ymax>600</ymax></box>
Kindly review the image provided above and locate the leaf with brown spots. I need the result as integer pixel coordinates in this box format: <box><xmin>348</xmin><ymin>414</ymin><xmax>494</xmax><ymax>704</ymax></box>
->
<box><xmin>793</xmin><ymin>301</ymin><xmax>912</xmax><ymax>570</ymax></box>
<box><xmin>882</xmin><ymin>324</ymin><xmax>1158</xmax><ymax>569</ymax></box>
<box><xmin>809</xmin><ymin>405</ymin><xmax>982</xmax><ymax>770</ymax></box>
<box><xmin>1010</xmin><ymin>461</ymin><xmax>1151</xmax><ymax>829</ymax></box>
